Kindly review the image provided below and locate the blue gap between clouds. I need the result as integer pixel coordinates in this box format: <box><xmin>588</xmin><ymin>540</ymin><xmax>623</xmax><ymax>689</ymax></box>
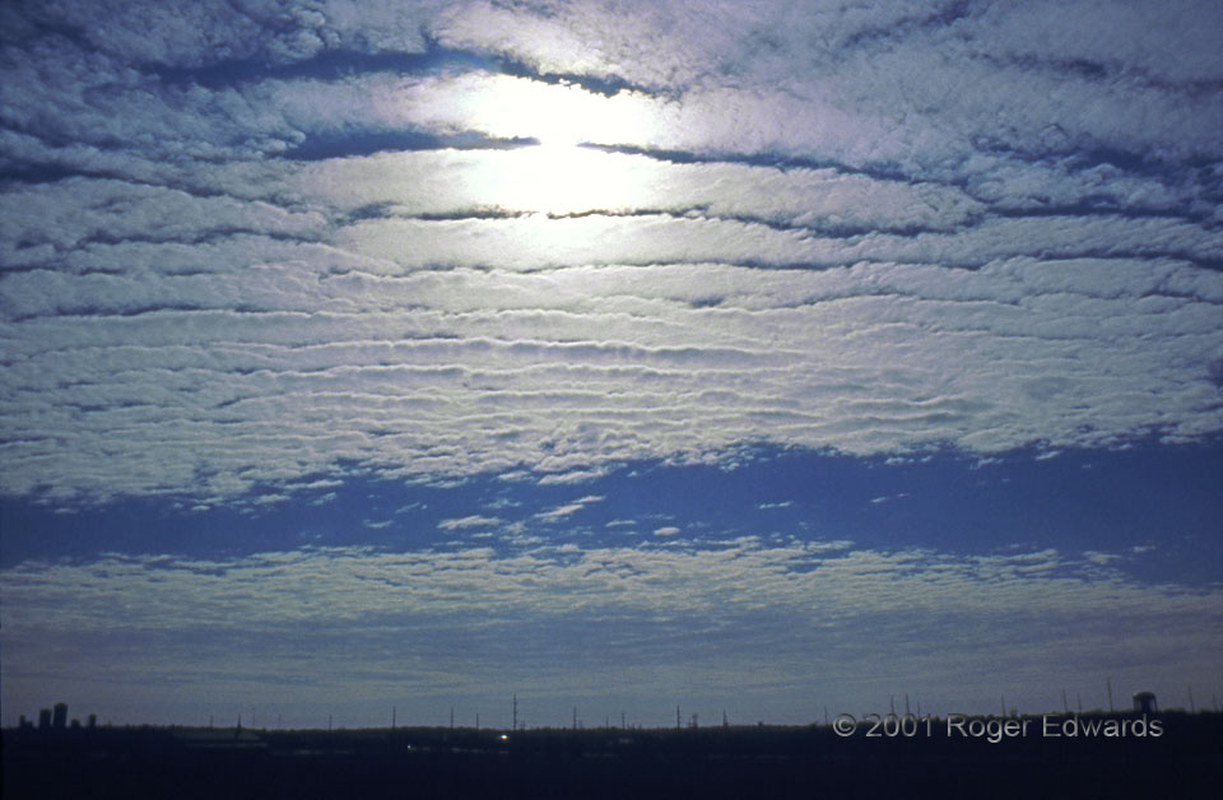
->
<box><xmin>2</xmin><ymin>442</ymin><xmax>1220</xmax><ymax>586</ymax></box>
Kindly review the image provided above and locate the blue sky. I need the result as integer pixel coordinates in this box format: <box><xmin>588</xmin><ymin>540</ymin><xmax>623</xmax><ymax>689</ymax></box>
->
<box><xmin>2</xmin><ymin>0</ymin><xmax>1222</xmax><ymax>728</ymax></box>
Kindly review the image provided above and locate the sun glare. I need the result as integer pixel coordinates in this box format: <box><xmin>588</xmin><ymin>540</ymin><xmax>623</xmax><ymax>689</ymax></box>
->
<box><xmin>473</xmin><ymin>76</ymin><xmax>654</xmax><ymax>149</ymax></box>
<box><xmin>475</xmin><ymin>145</ymin><xmax>657</xmax><ymax>215</ymax></box>
<box><xmin>465</xmin><ymin>76</ymin><xmax>661</xmax><ymax>215</ymax></box>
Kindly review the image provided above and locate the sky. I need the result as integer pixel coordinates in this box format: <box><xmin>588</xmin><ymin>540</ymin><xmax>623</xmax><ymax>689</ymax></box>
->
<box><xmin>1</xmin><ymin>0</ymin><xmax>1221</xmax><ymax>730</ymax></box>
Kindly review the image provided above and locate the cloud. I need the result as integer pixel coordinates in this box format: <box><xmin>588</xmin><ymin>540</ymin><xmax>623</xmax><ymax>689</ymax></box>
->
<box><xmin>1</xmin><ymin>0</ymin><xmax>1222</xmax><ymax>506</ymax></box>
<box><xmin>2</xmin><ymin>539</ymin><xmax>1218</xmax><ymax>722</ymax></box>
<box><xmin>437</xmin><ymin>515</ymin><xmax>501</xmax><ymax>531</ymax></box>
<box><xmin>6</xmin><ymin>250</ymin><xmax>1220</xmax><ymax>502</ymax></box>
<box><xmin>534</xmin><ymin>494</ymin><xmax>604</xmax><ymax>522</ymax></box>
<box><xmin>3</xmin><ymin>0</ymin><xmax>1221</xmax><ymax>736</ymax></box>
<box><xmin>536</xmin><ymin>469</ymin><xmax>611</xmax><ymax>487</ymax></box>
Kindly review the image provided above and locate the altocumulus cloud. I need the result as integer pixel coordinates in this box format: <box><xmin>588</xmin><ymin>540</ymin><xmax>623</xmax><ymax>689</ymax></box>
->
<box><xmin>2</xmin><ymin>0</ymin><xmax>1222</xmax><ymax>726</ymax></box>
<box><xmin>4</xmin><ymin>539</ymin><xmax>1217</xmax><ymax>716</ymax></box>
<box><xmin>1</xmin><ymin>0</ymin><xmax>1221</xmax><ymax>503</ymax></box>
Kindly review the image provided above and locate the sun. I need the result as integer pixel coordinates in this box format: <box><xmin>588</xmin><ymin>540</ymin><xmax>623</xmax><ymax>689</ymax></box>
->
<box><xmin>473</xmin><ymin>76</ymin><xmax>652</xmax><ymax>149</ymax></box>
<box><xmin>464</xmin><ymin>76</ymin><xmax>660</xmax><ymax>215</ymax></box>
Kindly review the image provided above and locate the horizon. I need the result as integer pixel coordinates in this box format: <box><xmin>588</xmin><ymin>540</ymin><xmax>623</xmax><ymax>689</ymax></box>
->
<box><xmin>9</xmin><ymin>696</ymin><xmax>1215</xmax><ymax>734</ymax></box>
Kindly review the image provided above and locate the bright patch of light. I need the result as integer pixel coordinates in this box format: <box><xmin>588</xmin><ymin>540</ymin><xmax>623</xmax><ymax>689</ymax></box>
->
<box><xmin>471</xmin><ymin>146</ymin><xmax>660</xmax><ymax>215</ymax></box>
<box><xmin>470</xmin><ymin>76</ymin><xmax>655</xmax><ymax>149</ymax></box>
<box><xmin>455</xmin><ymin>76</ymin><xmax>664</xmax><ymax>216</ymax></box>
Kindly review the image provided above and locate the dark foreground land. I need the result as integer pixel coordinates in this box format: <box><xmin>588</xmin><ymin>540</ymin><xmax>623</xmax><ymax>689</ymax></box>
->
<box><xmin>5</xmin><ymin>712</ymin><xmax>1221</xmax><ymax>799</ymax></box>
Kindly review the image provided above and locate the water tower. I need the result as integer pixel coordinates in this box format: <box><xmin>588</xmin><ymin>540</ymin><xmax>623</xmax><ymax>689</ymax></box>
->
<box><xmin>1132</xmin><ymin>691</ymin><xmax>1157</xmax><ymax>714</ymax></box>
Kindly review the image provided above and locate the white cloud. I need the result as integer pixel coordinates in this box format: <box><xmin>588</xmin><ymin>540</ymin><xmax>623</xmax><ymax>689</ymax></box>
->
<box><xmin>534</xmin><ymin>494</ymin><xmax>604</xmax><ymax>522</ymax></box>
<box><xmin>437</xmin><ymin>515</ymin><xmax>501</xmax><ymax>531</ymax></box>
<box><xmin>1</xmin><ymin>0</ymin><xmax>1221</xmax><ymax>505</ymax></box>
<box><xmin>5</xmin><ymin>250</ymin><xmax>1220</xmax><ymax>501</ymax></box>
<box><xmin>536</xmin><ymin>469</ymin><xmax>611</xmax><ymax>486</ymax></box>
<box><xmin>2</xmin><ymin>539</ymin><xmax>1218</xmax><ymax>722</ymax></box>
<box><xmin>4</xmin><ymin>0</ymin><xmax>1221</xmax><ymax>731</ymax></box>
<box><xmin>534</xmin><ymin>503</ymin><xmax>586</xmax><ymax>523</ymax></box>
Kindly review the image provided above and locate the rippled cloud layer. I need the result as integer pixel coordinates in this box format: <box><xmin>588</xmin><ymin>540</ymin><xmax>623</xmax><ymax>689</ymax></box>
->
<box><xmin>2</xmin><ymin>0</ymin><xmax>1221</xmax><ymax>727</ymax></box>
<box><xmin>3</xmin><ymin>0</ymin><xmax>1222</xmax><ymax>503</ymax></box>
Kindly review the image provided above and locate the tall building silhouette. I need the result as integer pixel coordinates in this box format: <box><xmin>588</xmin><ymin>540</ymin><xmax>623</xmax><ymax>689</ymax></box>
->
<box><xmin>52</xmin><ymin>702</ymin><xmax>68</xmax><ymax>729</ymax></box>
<box><xmin>1133</xmin><ymin>691</ymin><xmax>1158</xmax><ymax>714</ymax></box>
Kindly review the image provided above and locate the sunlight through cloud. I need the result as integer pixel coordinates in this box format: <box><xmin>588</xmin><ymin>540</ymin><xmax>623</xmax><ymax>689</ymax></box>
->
<box><xmin>3</xmin><ymin>0</ymin><xmax>1222</xmax><ymax>735</ymax></box>
<box><xmin>468</xmin><ymin>76</ymin><xmax>657</xmax><ymax>149</ymax></box>
<box><xmin>458</xmin><ymin>76</ymin><xmax>662</xmax><ymax>215</ymax></box>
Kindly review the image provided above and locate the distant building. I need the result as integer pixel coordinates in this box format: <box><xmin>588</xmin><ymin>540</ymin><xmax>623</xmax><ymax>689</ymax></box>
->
<box><xmin>88</xmin><ymin>714</ymin><xmax>97</xmax><ymax>729</ymax></box>
<box><xmin>52</xmin><ymin>703</ymin><xmax>68</xmax><ymax>729</ymax></box>
<box><xmin>38</xmin><ymin>709</ymin><xmax>51</xmax><ymax>729</ymax></box>
<box><xmin>1132</xmin><ymin>691</ymin><xmax>1157</xmax><ymax>714</ymax></box>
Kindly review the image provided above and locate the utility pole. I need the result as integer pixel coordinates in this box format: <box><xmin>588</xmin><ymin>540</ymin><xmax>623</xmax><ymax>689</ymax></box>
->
<box><xmin>1107</xmin><ymin>678</ymin><xmax>1114</xmax><ymax>712</ymax></box>
<box><xmin>512</xmin><ymin>694</ymin><xmax>518</xmax><ymax>732</ymax></box>
<box><xmin>621</xmin><ymin>711</ymin><xmax>626</xmax><ymax>730</ymax></box>
<box><xmin>573</xmin><ymin>706</ymin><xmax>577</xmax><ymax>731</ymax></box>
<box><xmin>450</xmin><ymin>707</ymin><xmax>454</xmax><ymax>729</ymax></box>
<box><xmin>722</xmin><ymin>709</ymin><xmax>728</xmax><ymax>728</ymax></box>
<box><xmin>392</xmin><ymin>706</ymin><xmax>396</xmax><ymax>730</ymax></box>
<box><xmin>676</xmin><ymin>705</ymin><xmax>681</xmax><ymax>729</ymax></box>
